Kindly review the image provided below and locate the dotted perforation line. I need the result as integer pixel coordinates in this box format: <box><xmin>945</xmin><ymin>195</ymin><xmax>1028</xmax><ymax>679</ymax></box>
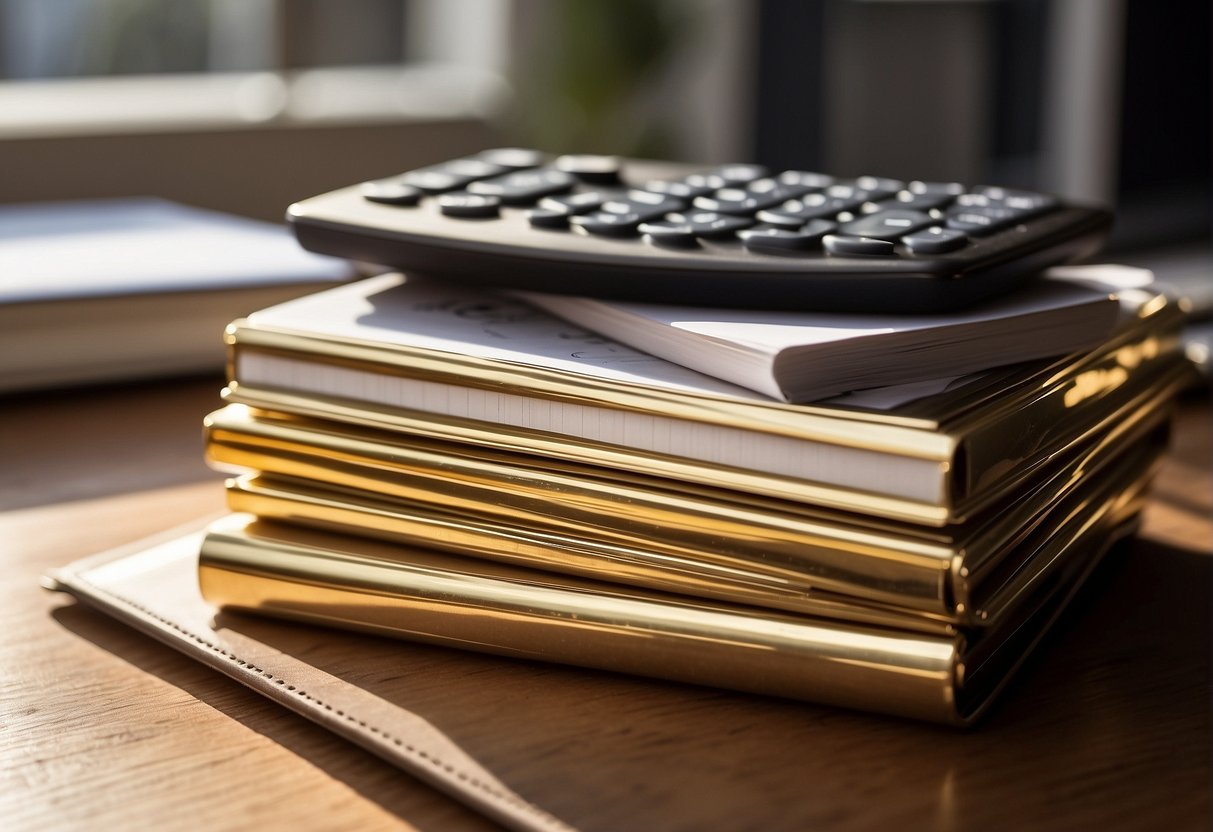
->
<box><xmin>71</xmin><ymin>571</ymin><xmax>570</xmax><ymax>832</ymax></box>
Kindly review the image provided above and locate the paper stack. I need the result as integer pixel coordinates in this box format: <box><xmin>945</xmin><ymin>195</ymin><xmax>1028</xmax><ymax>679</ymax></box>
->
<box><xmin>197</xmin><ymin>266</ymin><xmax>1188</xmax><ymax>724</ymax></box>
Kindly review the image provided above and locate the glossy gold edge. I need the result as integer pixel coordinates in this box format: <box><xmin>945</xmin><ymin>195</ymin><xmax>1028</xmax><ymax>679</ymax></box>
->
<box><xmin>221</xmin><ymin>380</ymin><xmax>956</xmax><ymax>525</ymax></box>
<box><xmin>221</xmin><ymin>476</ymin><xmax>957</xmax><ymax>637</ymax></box>
<box><xmin>203</xmin><ymin>396</ymin><xmax>1171</xmax><ymax>620</ymax></box>
<box><xmin>204</xmin><ymin>407</ymin><xmax>954</xmax><ymax>611</ymax></box>
<box><xmin>196</xmin><ymin>502</ymin><xmax>1144</xmax><ymax>725</ymax></box>
<box><xmin>898</xmin><ymin>295</ymin><xmax>1185</xmax><ymax>424</ymax></box>
<box><xmin>949</xmin><ymin>359</ymin><xmax>1187</xmax><ymax>522</ymax></box>
<box><xmin>197</xmin><ymin>513</ymin><xmax>965</xmax><ymax>724</ymax></box>
<box><xmin>210</xmin><ymin>403</ymin><xmax>948</xmax><ymax>539</ymax></box>
<box><xmin>218</xmin><ymin>437</ymin><xmax>1157</xmax><ymax>634</ymax></box>
<box><xmin>957</xmin><ymin>428</ymin><xmax>1166</xmax><ymax>624</ymax></box>
<box><xmin>952</xmin><ymin>320</ymin><xmax>1186</xmax><ymax>509</ymax></box>
<box><xmin>956</xmin><ymin>395</ymin><xmax>1173</xmax><ymax>579</ymax></box>
<box><xmin>218</xmin><ymin>450</ymin><xmax>1158</xmax><ymax>637</ymax></box>
<box><xmin>953</xmin><ymin>511</ymin><xmax>1143</xmax><ymax>723</ymax></box>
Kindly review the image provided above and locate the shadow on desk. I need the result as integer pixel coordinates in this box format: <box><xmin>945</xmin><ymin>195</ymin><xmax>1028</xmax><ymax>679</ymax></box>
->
<box><xmin>51</xmin><ymin>534</ymin><xmax>1211</xmax><ymax>832</ymax></box>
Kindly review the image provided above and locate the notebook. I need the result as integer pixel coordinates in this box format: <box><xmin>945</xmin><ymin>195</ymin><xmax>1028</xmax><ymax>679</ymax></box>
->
<box><xmin>0</xmin><ymin>198</ymin><xmax>353</xmax><ymax>393</ymax></box>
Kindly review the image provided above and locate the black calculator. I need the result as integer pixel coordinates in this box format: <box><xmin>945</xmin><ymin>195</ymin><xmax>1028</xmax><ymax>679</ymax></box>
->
<box><xmin>287</xmin><ymin>149</ymin><xmax>1113</xmax><ymax>313</ymax></box>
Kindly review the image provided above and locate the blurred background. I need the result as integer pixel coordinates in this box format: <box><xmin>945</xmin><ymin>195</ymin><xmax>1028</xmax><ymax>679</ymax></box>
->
<box><xmin>0</xmin><ymin>0</ymin><xmax>1208</xmax><ymax>263</ymax></box>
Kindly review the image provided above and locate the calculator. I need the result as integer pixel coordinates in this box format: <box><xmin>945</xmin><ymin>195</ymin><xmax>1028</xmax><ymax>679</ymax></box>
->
<box><xmin>287</xmin><ymin>149</ymin><xmax>1113</xmax><ymax>312</ymax></box>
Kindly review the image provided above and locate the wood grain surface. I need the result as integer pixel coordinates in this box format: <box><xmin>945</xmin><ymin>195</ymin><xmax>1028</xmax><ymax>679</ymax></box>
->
<box><xmin>2</xmin><ymin>376</ymin><xmax>1209</xmax><ymax>832</ymax></box>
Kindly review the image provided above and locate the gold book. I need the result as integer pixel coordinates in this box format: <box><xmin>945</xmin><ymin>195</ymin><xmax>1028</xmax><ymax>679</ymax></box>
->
<box><xmin>206</xmin><ymin>396</ymin><xmax>1171</xmax><ymax>625</ymax></box>
<box><xmin>221</xmin><ymin>271</ymin><xmax>1186</xmax><ymax>525</ymax></box>
<box><xmin>198</xmin><ymin>460</ymin><xmax>1151</xmax><ymax>726</ymax></box>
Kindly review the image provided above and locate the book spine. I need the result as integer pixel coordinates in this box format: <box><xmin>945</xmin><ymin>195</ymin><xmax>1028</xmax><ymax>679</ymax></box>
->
<box><xmin>953</xmin><ymin>314</ymin><xmax>1187</xmax><ymax>512</ymax></box>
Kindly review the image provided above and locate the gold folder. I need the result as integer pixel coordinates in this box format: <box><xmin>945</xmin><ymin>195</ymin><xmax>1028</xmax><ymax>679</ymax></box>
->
<box><xmin>206</xmin><ymin>392</ymin><xmax>1172</xmax><ymax>623</ymax></box>
<box><xmin>221</xmin><ymin>274</ymin><xmax>1186</xmax><ymax>525</ymax></box>
<box><xmin>198</xmin><ymin>454</ymin><xmax>1151</xmax><ymax>726</ymax></box>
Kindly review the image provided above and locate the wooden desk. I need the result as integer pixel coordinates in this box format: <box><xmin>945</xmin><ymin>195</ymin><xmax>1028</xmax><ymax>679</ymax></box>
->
<box><xmin>3</xmin><ymin>376</ymin><xmax>1210</xmax><ymax>831</ymax></box>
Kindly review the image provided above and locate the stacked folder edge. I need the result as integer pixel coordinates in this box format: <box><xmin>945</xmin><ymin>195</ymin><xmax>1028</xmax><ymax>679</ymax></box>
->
<box><xmin>197</xmin><ymin>275</ymin><xmax>1189</xmax><ymax>724</ymax></box>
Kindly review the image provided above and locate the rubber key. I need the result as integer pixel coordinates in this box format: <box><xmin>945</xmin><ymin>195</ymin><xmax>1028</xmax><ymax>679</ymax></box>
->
<box><xmin>823</xmin><ymin>234</ymin><xmax>896</xmax><ymax>256</ymax></box>
<box><xmin>362</xmin><ymin>179</ymin><xmax>423</xmax><ymax>206</ymax></box>
<box><xmin>901</xmin><ymin>226</ymin><xmax>969</xmax><ymax>254</ymax></box>
<box><xmin>839</xmin><ymin>209</ymin><xmax>936</xmax><ymax>241</ymax></box>
<box><xmin>437</xmin><ymin>193</ymin><xmax>501</xmax><ymax>218</ymax></box>
<box><xmin>468</xmin><ymin>169</ymin><xmax>577</xmax><ymax>204</ymax></box>
<box><xmin>571</xmin><ymin>211</ymin><xmax>644</xmax><ymax>236</ymax></box>
<box><xmin>666</xmin><ymin>211</ymin><xmax>754</xmax><ymax>239</ymax></box>
<box><xmin>740</xmin><ymin>219</ymin><xmax>835</xmax><ymax>252</ymax></box>
<box><xmin>639</xmin><ymin>221</ymin><xmax>699</xmax><ymax>247</ymax></box>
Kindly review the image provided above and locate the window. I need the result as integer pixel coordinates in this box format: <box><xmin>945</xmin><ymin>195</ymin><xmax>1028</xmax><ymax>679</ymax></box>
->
<box><xmin>0</xmin><ymin>0</ymin><xmax>513</xmax><ymax>220</ymax></box>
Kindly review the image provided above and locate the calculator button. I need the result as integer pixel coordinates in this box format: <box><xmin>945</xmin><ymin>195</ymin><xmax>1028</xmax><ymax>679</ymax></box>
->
<box><xmin>883</xmin><ymin>191</ymin><xmax>955</xmax><ymax>212</ymax></box>
<box><xmin>839</xmin><ymin>209</ymin><xmax>935</xmax><ymax>241</ymax></box>
<box><xmin>639</xmin><ymin>221</ymin><xmax>699</xmax><ymax>247</ymax></box>
<box><xmin>539</xmin><ymin>191</ymin><xmax>616</xmax><ymax>214</ymax></box>
<box><xmin>468</xmin><ymin>169</ymin><xmax>577</xmax><ymax>204</ymax></box>
<box><xmin>824</xmin><ymin>184</ymin><xmax>883</xmax><ymax>205</ymax></box>
<box><xmin>779</xmin><ymin>196</ymin><xmax>848</xmax><ymax>219</ymax></box>
<box><xmin>555</xmin><ymin>154</ymin><xmax>622</xmax><ymax>184</ymax></box>
<box><xmin>981</xmin><ymin>189</ymin><xmax>1059</xmax><ymax>215</ymax></box>
<box><xmin>400</xmin><ymin>159</ymin><xmax>506</xmax><ymax>193</ymax></box>
<box><xmin>475</xmin><ymin>147</ymin><xmax>546</xmax><ymax>169</ymax></box>
<box><xmin>745</xmin><ymin>178</ymin><xmax>813</xmax><ymax>198</ymax></box>
<box><xmin>667</xmin><ymin>211</ymin><xmax>754</xmax><ymax>239</ymax></box>
<box><xmin>853</xmin><ymin>176</ymin><xmax>906</xmax><ymax>200</ymax></box>
<box><xmin>571</xmin><ymin>211</ymin><xmax>644</xmax><ymax>236</ymax></box>
<box><xmin>446</xmin><ymin>158</ymin><xmax>508</xmax><ymax>178</ymax></box>
<box><xmin>400</xmin><ymin>168</ymin><xmax>474</xmax><ymax>194</ymax></box>
<box><xmin>973</xmin><ymin>185</ymin><xmax>1051</xmax><ymax>203</ymax></box>
<box><xmin>438</xmin><ymin>193</ymin><xmax>501</xmax><ymax>218</ymax></box>
<box><xmin>601</xmin><ymin>195</ymin><xmax>684</xmax><ymax>222</ymax></box>
<box><xmin>616</xmin><ymin>190</ymin><xmax>687</xmax><ymax>214</ymax></box>
<box><xmin>901</xmin><ymin>226</ymin><xmax>969</xmax><ymax>254</ymax></box>
<box><xmin>739</xmin><ymin>219</ymin><xmax>835</xmax><ymax>252</ymax></box>
<box><xmin>643</xmin><ymin>179</ymin><xmax>714</xmax><ymax>199</ymax></box>
<box><xmin>777</xmin><ymin>170</ymin><xmax>834</xmax><ymax>189</ymax></box>
<box><xmin>908</xmin><ymin>180</ymin><xmax>966</xmax><ymax>197</ymax></box>
<box><xmin>526</xmin><ymin>208</ymin><xmax>571</xmax><ymax>229</ymax></box>
<box><xmin>751</xmin><ymin>210</ymin><xmax>809</xmax><ymax>229</ymax></box>
<box><xmin>713</xmin><ymin>164</ymin><xmax>770</xmax><ymax>185</ymax></box>
<box><xmin>361</xmin><ymin>179</ymin><xmax>423</xmax><ymax>205</ymax></box>
<box><xmin>945</xmin><ymin>213</ymin><xmax>1001</xmax><ymax>235</ymax></box>
<box><xmin>758</xmin><ymin>193</ymin><xmax>862</xmax><ymax>225</ymax></box>
<box><xmin>954</xmin><ymin>193</ymin><xmax>997</xmax><ymax>208</ymax></box>
<box><xmin>824</xmin><ymin>188</ymin><xmax>878</xmax><ymax>211</ymax></box>
<box><xmin>823</xmin><ymin>235</ymin><xmax>897</xmax><ymax>256</ymax></box>
<box><xmin>700</xmin><ymin>180</ymin><xmax>815</xmax><ymax>215</ymax></box>
<box><xmin>945</xmin><ymin>206</ymin><xmax>1019</xmax><ymax>235</ymax></box>
<box><xmin>692</xmin><ymin>188</ymin><xmax>779</xmax><ymax>216</ymax></box>
<box><xmin>691</xmin><ymin>164</ymin><xmax>769</xmax><ymax>190</ymax></box>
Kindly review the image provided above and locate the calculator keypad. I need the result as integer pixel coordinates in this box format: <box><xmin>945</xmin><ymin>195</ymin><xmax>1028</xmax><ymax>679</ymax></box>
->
<box><xmin>289</xmin><ymin>146</ymin><xmax>1113</xmax><ymax>311</ymax></box>
<box><xmin>359</xmin><ymin>151</ymin><xmax>1073</xmax><ymax>262</ymax></box>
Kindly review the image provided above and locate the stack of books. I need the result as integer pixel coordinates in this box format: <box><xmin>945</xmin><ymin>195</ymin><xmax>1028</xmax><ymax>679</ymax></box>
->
<box><xmin>196</xmin><ymin>265</ymin><xmax>1189</xmax><ymax>724</ymax></box>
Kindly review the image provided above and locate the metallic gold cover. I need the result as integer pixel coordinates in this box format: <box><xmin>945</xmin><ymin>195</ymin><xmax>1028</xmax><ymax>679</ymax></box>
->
<box><xmin>197</xmin><ymin>475</ymin><xmax>1148</xmax><ymax>725</ymax></box>
<box><xmin>205</xmin><ymin>397</ymin><xmax>1171</xmax><ymax>622</ymax></box>
<box><xmin>222</xmin><ymin>293</ymin><xmax>1185</xmax><ymax>525</ymax></box>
